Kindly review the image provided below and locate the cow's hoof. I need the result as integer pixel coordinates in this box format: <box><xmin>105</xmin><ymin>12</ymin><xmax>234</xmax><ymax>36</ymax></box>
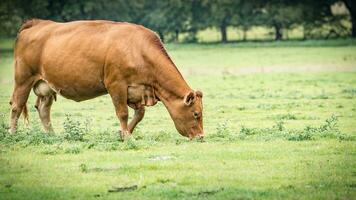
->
<box><xmin>119</xmin><ymin>130</ymin><xmax>131</xmax><ymax>141</ymax></box>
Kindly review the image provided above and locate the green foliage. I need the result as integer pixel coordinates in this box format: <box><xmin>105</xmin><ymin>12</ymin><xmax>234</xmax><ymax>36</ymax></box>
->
<box><xmin>0</xmin><ymin>113</ymin><xmax>9</xmax><ymax>136</ymax></box>
<box><xmin>209</xmin><ymin>115</ymin><xmax>353</xmax><ymax>142</ymax></box>
<box><xmin>62</xmin><ymin>114</ymin><xmax>88</xmax><ymax>142</ymax></box>
<box><xmin>273</xmin><ymin>113</ymin><xmax>297</xmax><ymax>120</ymax></box>
<box><xmin>79</xmin><ymin>163</ymin><xmax>88</xmax><ymax>173</ymax></box>
<box><xmin>64</xmin><ymin>144</ymin><xmax>82</xmax><ymax>154</ymax></box>
<box><xmin>207</xmin><ymin>115</ymin><xmax>352</xmax><ymax>142</ymax></box>
<box><xmin>0</xmin><ymin>0</ymin><xmax>353</xmax><ymax>40</ymax></box>
<box><xmin>121</xmin><ymin>137</ymin><xmax>140</xmax><ymax>150</ymax></box>
<box><xmin>0</xmin><ymin>114</ymin><xmax>61</xmax><ymax>146</ymax></box>
<box><xmin>342</xmin><ymin>88</ymin><xmax>356</xmax><ymax>98</ymax></box>
<box><xmin>4</xmin><ymin>114</ymin><xmax>350</xmax><ymax>151</ymax></box>
<box><xmin>287</xmin><ymin>127</ymin><xmax>314</xmax><ymax>141</ymax></box>
<box><xmin>215</xmin><ymin>121</ymin><xmax>231</xmax><ymax>137</ymax></box>
<box><xmin>41</xmin><ymin>145</ymin><xmax>61</xmax><ymax>155</ymax></box>
<box><xmin>286</xmin><ymin>115</ymin><xmax>351</xmax><ymax>141</ymax></box>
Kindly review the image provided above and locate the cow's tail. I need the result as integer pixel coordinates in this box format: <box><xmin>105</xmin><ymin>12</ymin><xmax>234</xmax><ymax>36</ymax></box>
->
<box><xmin>22</xmin><ymin>104</ymin><xmax>29</xmax><ymax>127</ymax></box>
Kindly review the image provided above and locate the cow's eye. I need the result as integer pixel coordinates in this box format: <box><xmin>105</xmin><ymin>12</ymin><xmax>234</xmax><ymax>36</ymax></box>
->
<box><xmin>193</xmin><ymin>111</ymin><xmax>199</xmax><ymax>119</ymax></box>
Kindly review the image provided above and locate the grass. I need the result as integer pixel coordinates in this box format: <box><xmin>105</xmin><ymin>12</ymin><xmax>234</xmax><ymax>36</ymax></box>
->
<box><xmin>1</xmin><ymin>141</ymin><xmax>354</xmax><ymax>199</ymax></box>
<box><xmin>0</xmin><ymin>38</ymin><xmax>356</xmax><ymax>199</ymax></box>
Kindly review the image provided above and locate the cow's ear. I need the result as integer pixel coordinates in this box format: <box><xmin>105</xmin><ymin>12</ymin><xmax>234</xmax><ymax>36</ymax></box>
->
<box><xmin>183</xmin><ymin>91</ymin><xmax>195</xmax><ymax>106</ymax></box>
<box><xmin>196</xmin><ymin>90</ymin><xmax>203</xmax><ymax>98</ymax></box>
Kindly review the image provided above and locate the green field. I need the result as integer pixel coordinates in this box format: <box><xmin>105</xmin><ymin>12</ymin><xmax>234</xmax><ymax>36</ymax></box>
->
<box><xmin>0</xmin><ymin>39</ymin><xmax>356</xmax><ymax>199</ymax></box>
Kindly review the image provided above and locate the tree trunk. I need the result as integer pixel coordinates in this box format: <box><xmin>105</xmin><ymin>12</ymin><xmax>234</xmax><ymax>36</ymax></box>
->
<box><xmin>274</xmin><ymin>25</ymin><xmax>283</xmax><ymax>41</ymax></box>
<box><xmin>242</xmin><ymin>26</ymin><xmax>247</xmax><ymax>41</ymax></box>
<box><xmin>175</xmin><ymin>30</ymin><xmax>179</xmax><ymax>43</ymax></box>
<box><xmin>220</xmin><ymin>24</ymin><xmax>227</xmax><ymax>43</ymax></box>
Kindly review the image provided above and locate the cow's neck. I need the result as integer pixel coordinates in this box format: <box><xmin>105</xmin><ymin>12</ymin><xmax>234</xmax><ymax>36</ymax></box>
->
<box><xmin>150</xmin><ymin>56</ymin><xmax>191</xmax><ymax>106</ymax></box>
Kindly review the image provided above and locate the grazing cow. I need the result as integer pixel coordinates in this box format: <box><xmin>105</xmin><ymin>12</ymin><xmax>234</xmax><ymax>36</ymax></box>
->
<box><xmin>9</xmin><ymin>19</ymin><xmax>204</xmax><ymax>140</ymax></box>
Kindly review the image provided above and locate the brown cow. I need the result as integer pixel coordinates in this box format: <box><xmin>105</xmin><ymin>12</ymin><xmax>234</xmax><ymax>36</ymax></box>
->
<box><xmin>9</xmin><ymin>19</ymin><xmax>204</xmax><ymax>140</ymax></box>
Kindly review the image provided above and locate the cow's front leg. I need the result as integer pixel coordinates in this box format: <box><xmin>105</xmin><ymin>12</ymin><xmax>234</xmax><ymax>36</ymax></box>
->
<box><xmin>107</xmin><ymin>84</ymin><xmax>130</xmax><ymax>140</ymax></box>
<box><xmin>128</xmin><ymin>107</ymin><xmax>145</xmax><ymax>133</ymax></box>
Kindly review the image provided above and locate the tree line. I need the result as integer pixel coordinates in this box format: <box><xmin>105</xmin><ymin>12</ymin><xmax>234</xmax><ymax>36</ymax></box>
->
<box><xmin>1</xmin><ymin>0</ymin><xmax>355</xmax><ymax>42</ymax></box>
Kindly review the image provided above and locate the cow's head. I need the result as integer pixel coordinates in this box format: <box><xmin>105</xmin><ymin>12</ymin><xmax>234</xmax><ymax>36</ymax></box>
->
<box><xmin>169</xmin><ymin>90</ymin><xmax>204</xmax><ymax>139</ymax></box>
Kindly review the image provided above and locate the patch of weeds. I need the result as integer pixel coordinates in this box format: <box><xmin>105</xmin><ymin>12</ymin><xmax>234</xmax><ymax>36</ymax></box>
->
<box><xmin>108</xmin><ymin>185</ymin><xmax>138</xmax><ymax>193</ymax></box>
<box><xmin>311</xmin><ymin>94</ymin><xmax>329</xmax><ymax>99</ymax></box>
<box><xmin>317</xmin><ymin>115</ymin><xmax>351</xmax><ymax>140</ymax></box>
<box><xmin>175</xmin><ymin>139</ymin><xmax>187</xmax><ymax>145</ymax></box>
<box><xmin>239</xmin><ymin>126</ymin><xmax>259</xmax><ymax>136</ymax></box>
<box><xmin>238</xmin><ymin>121</ymin><xmax>285</xmax><ymax>141</ymax></box>
<box><xmin>216</xmin><ymin>121</ymin><xmax>229</xmax><ymax>137</ymax></box>
<box><xmin>209</xmin><ymin>121</ymin><xmax>238</xmax><ymax>141</ymax></box>
<box><xmin>41</xmin><ymin>145</ymin><xmax>61</xmax><ymax>155</ymax></box>
<box><xmin>88</xmin><ymin>130</ymin><xmax>121</xmax><ymax>151</ymax></box>
<box><xmin>0</xmin><ymin>117</ymin><xmax>62</xmax><ymax>146</ymax></box>
<box><xmin>121</xmin><ymin>137</ymin><xmax>140</xmax><ymax>150</ymax></box>
<box><xmin>342</xmin><ymin>88</ymin><xmax>356</xmax><ymax>98</ymax></box>
<box><xmin>257</xmin><ymin>103</ymin><xmax>278</xmax><ymax>110</ymax></box>
<box><xmin>237</xmin><ymin>115</ymin><xmax>352</xmax><ymax>141</ymax></box>
<box><xmin>18</xmin><ymin>128</ymin><xmax>60</xmax><ymax>146</ymax></box>
<box><xmin>0</xmin><ymin>113</ymin><xmax>9</xmax><ymax>137</ymax></box>
<box><xmin>287</xmin><ymin>115</ymin><xmax>352</xmax><ymax>141</ymax></box>
<box><xmin>79</xmin><ymin>163</ymin><xmax>88</xmax><ymax>173</ymax></box>
<box><xmin>237</xmin><ymin>106</ymin><xmax>246</xmax><ymax>111</ymax></box>
<box><xmin>273</xmin><ymin>120</ymin><xmax>285</xmax><ymax>131</ymax></box>
<box><xmin>152</xmin><ymin>130</ymin><xmax>174</xmax><ymax>142</ymax></box>
<box><xmin>285</xmin><ymin>102</ymin><xmax>301</xmax><ymax>109</ymax></box>
<box><xmin>63</xmin><ymin>114</ymin><xmax>90</xmax><ymax>142</ymax></box>
<box><xmin>64</xmin><ymin>144</ymin><xmax>82</xmax><ymax>154</ymax></box>
<box><xmin>196</xmin><ymin>188</ymin><xmax>224</xmax><ymax>197</ymax></box>
<box><xmin>132</xmin><ymin>126</ymin><xmax>144</xmax><ymax>140</ymax></box>
<box><xmin>100</xmin><ymin>142</ymin><xmax>120</xmax><ymax>151</ymax></box>
<box><xmin>287</xmin><ymin>128</ymin><xmax>313</xmax><ymax>141</ymax></box>
<box><xmin>156</xmin><ymin>178</ymin><xmax>172</xmax><ymax>184</ymax></box>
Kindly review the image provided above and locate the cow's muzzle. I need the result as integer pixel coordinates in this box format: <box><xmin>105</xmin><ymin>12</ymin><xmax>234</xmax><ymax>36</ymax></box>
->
<box><xmin>189</xmin><ymin>133</ymin><xmax>204</xmax><ymax>140</ymax></box>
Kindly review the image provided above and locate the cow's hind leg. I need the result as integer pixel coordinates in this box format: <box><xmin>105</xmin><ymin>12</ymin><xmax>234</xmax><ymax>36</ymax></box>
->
<box><xmin>128</xmin><ymin>107</ymin><xmax>145</xmax><ymax>133</ymax></box>
<box><xmin>9</xmin><ymin>78</ymin><xmax>34</xmax><ymax>133</ymax></box>
<box><xmin>35</xmin><ymin>95</ymin><xmax>54</xmax><ymax>133</ymax></box>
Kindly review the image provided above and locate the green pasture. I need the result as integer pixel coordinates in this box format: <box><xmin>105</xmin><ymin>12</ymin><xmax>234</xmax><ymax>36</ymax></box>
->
<box><xmin>0</xmin><ymin>39</ymin><xmax>356</xmax><ymax>199</ymax></box>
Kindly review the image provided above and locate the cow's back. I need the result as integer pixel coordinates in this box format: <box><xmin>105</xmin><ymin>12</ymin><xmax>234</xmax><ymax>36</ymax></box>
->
<box><xmin>16</xmin><ymin>20</ymin><xmax>137</xmax><ymax>68</ymax></box>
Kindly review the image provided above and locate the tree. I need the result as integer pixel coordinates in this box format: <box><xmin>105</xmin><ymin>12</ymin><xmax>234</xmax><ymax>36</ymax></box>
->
<box><xmin>233</xmin><ymin>0</ymin><xmax>264</xmax><ymax>41</ymax></box>
<box><xmin>140</xmin><ymin>0</ymin><xmax>190</xmax><ymax>43</ymax></box>
<box><xmin>208</xmin><ymin>0</ymin><xmax>238</xmax><ymax>43</ymax></box>
<box><xmin>342</xmin><ymin>0</ymin><xmax>356</xmax><ymax>37</ymax></box>
<box><xmin>183</xmin><ymin>0</ymin><xmax>210</xmax><ymax>43</ymax></box>
<box><xmin>0</xmin><ymin>0</ymin><xmax>23</xmax><ymax>37</ymax></box>
<box><xmin>260</xmin><ymin>1</ymin><xmax>305</xmax><ymax>40</ymax></box>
